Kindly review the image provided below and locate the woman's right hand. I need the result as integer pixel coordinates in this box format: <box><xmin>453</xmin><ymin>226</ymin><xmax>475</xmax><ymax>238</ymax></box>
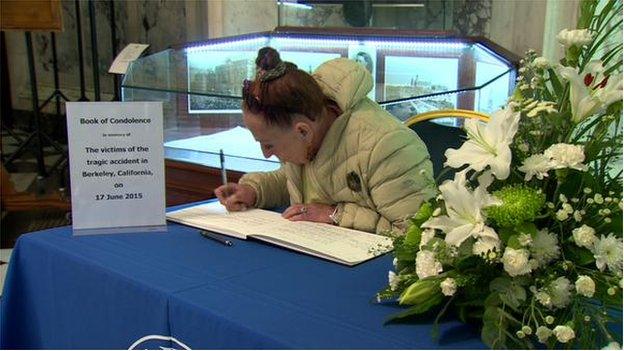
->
<box><xmin>214</xmin><ymin>183</ymin><xmax>257</xmax><ymax>211</ymax></box>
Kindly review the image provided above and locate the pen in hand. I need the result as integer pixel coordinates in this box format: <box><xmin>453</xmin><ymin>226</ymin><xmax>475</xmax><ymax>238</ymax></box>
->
<box><xmin>220</xmin><ymin>149</ymin><xmax>228</xmax><ymax>191</ymax></box>
<box><xmin>200</xmin><ymin>230</ymin><xmax>234</xmax><ymax>246</ymax></box>
<box><xmin>219</xmin><ymin>149</ymin><xmax>230</xmax><ymax>211</ymax></box>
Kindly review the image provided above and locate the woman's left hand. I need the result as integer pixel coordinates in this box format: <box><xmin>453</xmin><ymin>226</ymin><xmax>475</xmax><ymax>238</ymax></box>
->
<box><xmin>282</xmin><ymin>203</ymin><xmax>335</xmax><ymax>224</ymax></box>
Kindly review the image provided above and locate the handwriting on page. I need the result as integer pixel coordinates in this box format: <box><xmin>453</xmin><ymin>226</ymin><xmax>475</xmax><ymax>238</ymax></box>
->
<box><xmin>257</xmin><ymin>221</ymin><xmax>390</xmax><ymax>262</ymax></box>
<box><xmin>173</xmin><ymin>203</ymin><xmax>283</xmax><ymax>235</ymax></box>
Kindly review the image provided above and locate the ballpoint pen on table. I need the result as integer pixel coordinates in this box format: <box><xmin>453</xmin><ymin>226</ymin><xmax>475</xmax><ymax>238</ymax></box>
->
<box><xmin>200</xmin><ymin>230</ymin><xmax>234</xmax><ymax>246</ymax></box>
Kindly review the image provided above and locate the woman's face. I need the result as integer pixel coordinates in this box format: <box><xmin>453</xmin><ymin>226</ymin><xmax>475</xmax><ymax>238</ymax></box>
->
<box><xmin>243</xmin><ymin>110</ymin><xmax>309</xmax><ymax>165</ymax></box>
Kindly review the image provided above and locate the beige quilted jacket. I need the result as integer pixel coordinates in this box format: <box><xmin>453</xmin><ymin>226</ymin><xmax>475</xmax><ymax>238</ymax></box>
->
<box><xmin>239</xmin><ymin>58</ymin><xmax>436</xmax><ymax>234</ymax></box>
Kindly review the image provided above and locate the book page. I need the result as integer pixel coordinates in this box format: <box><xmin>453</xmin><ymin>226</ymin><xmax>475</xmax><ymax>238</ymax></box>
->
<box><xmin>167</xmin><ymin>202</ymin><xmax>393</xmax><ymax>265</ymax></box>
<box><xmin>166</xmin><ymin>202</ymin><xmax>283</xmax><ymax>239</ymax></box>
<box><xmin>253</xmin><ymin>221</ymin><xmax>393</xmax><ymax>264</ymax></box>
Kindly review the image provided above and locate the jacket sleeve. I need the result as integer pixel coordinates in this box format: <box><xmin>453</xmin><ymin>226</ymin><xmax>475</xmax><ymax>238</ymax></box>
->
<box><xmin>238</xmin><ymin>167</ymin><xmax>290</xmax><ymax>209</ymax></box>
<box><xmin>338</xmin><ymin>128</ymin><xmax>436</xmax><ymax>234</ymax></box>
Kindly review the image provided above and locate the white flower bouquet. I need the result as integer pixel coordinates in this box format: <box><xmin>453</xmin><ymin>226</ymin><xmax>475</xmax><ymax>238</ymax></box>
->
<box><xmin>377</xmin><ymin>1</ymin><xmax>623</xmax><ymax>349</ymax></box>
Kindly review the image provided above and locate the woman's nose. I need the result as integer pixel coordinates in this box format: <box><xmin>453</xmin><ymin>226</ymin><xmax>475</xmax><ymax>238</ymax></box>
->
<box><xmin>262</xmin><ymin>147</ymin><xmax>273</xmax><ymax>159</ymax></box>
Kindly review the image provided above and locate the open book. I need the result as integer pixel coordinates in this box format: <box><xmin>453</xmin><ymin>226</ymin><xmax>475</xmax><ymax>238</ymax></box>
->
<box><xmin>166</xmin><ymin>202</ymin><xmax>393</xmax><ymax>266</ymax></box>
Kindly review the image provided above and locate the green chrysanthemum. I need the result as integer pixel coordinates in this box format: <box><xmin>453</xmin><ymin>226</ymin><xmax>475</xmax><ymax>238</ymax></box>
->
<box><xmin>486</xmin><ymin>185</ymin><xmax>546</xmax><ymax>228</ymax></box>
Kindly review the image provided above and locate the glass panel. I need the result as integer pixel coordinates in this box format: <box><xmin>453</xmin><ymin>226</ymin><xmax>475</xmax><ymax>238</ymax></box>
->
<box><xmin>384</xmin><ymin>56</ymin><xmax>459</xmax><ymax>103</ymax></box>
<box><xmin>381</xmin><ymin>89</ymin><xmax>479</xmax><ymax>127</ymax></box>
<box><xmin>474</xmin><ymin>69</ymin><xmax>512</xmax><ymax>113</ymax></box>
<box><xmin>121</xmin><ymin>30</ymin><xmax>518</xmax><ymax>170</ymax></box>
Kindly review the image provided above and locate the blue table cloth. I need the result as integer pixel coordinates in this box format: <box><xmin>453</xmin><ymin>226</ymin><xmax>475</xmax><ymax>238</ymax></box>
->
<box><xmin>0</xmin><ymin>208</ymin><xmax>485</xmax><ymax>349</ymax></box>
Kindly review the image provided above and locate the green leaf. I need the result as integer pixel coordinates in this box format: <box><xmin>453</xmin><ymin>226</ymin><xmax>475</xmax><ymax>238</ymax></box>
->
<box><xmin>399</xmin><ymin>278</ymin><xmax>441</xmax><ymax>305</ymax></box>
<box><xmin>410</xmin><ymin>202</ymin><xmax>434</xmax><ymax>227</ymax></box>
<box><xmin>484</xmin><ymin>292</ymin><xmax>502</xmax><ymax>307</ymax></box>
<box><xmin>384</xmin><ymin>294</ymin><xmax>443</xmax><ymax>323</ymax></box>
<box><xmin>565</xmin><ymin>245</ymin><xmax>595</xmax><ymax>266</ymax></box>
<box><xmin>455</xmin><ymin>255</ymin><xmax>483</xmax><ymax>271</ymax></box>
<box><xmin>547</xmin><ymin>68</ymin><xmax>563</xmax><ymax>96</ymax></box>
<box><xmin>403</xmin><ymin>223</ymin><xmax>422</xmax><ymax>247</ymax></box>
<box><xmin>482</xmin><ymin>307</ymin><xmax>507</xmax><ymax>348</ymax></box>
<box><xmin>577</xmin><ymin>0</ymin><xmax>597</xmax><ymax>29</ymax></box>
<box><xmin>507</xmin><ymin>235</ymin><xmax>522</xmax><ymax>250</ymax></box>
<box><xmin>499</xmin><ymin>223</ymin><xmax>538</xmax><ymax>250</ymax></box>
<box><xmin>498</xmin><ymin>227</ymin><xmax>515</xmax><ymax>244</ymax></box>
<box><xmin>489</xmin><ymin>277</ymin><xmax>526</xmax><ymax>309</ymax></box>
<box><xmin>517</xmin><ymin>222</ymin><xmax>538</xmax><ymax>237</ymax></box>
<box><xmin>394</xmin><ymin>241</ymin><xmax>419</xmax><ymax>262</ymax></box>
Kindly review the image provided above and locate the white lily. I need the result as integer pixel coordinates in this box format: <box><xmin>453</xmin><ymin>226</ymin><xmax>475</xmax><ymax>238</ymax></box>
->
<box><xmin>559</xmin><ymin>60</ymin><xmax>623</xmax><ymax>122</ymax></box>
<box><xmin>445</xmin><ymin>106</ymin><xmax>520</xmax><ymax>180</ymax></box>
<box><xmin>422</xmin><ymin>170</ymin><xmax>501</xmax><ymax>247</ymax></box>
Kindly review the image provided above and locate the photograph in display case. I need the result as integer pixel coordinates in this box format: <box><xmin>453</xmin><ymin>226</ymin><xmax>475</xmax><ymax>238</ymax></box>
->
<box><xmin>383</xmin><ymin>56</ymin><xmax>458</xmax><ymax>121</ymax></box>
<box><xmin>187</xmin><ymin>51</ymin><xmax>255</xmax><ymax>113</ymax></box>
<box><xmin>280</xmin><ymin>51</ymin><xmax>341</xmax><ymax>74</ymax></box>
<box><xmin>348</xmin><ymin>44</ymin><xmax>376</xmax><ymax>100</ymax></box>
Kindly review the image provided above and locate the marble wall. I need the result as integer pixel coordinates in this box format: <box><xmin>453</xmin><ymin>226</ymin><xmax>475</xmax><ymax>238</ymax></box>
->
<box><xmin>452</xmin><ymin>0</ymin><xmax>491</xmax><ymax>36</ymax></box>
<box><xmin>490</xmin><ymin>0</ymin><xmax>548</xmax><ymax>58</ymax></box>
<box><xmin>5</xmin><ymin>0</ymin><xmax>575</xmax><ymax>113</ymax></box>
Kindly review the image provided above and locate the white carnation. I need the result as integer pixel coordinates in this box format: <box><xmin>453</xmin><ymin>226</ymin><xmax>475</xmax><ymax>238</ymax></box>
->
<box><xmin>572</xmin><ymin>224</ymin><xmax>597</xmax><ymax>249</ymax></box>
<box><xmin>527</xmin><ymin>101</ymin><xmax>558</xmax><ymax>117</ymax></box>
<box><xmin>532</xmin><ymin>56</ymin><xmax>550</xmax><ymax>69</ymax></box>
<box><xmin>529</xmin><ymin>258</ymin><xmax>540</xmax><ymax>270</ymax></box>
<box><xmin>530</xmin><ymin>229</ymin><xmax>560</xmax><ymax>265</ymax></box>
<box><xmin>557</xmin><ymin>28</ymin><xmax>594</xmax><ymax>48</ymax></box>
<box><xmin>518</xmin><ymin>233</ymin><xmax>533</xmax><ymax>247</ymax></box>
<box><xmin>472</xmin><ymin>237</ymin><xmax>501</xmax><ymax>257</ymax></box>
<box><xmin>518</xmin><ymin>142</ymin><xmax>529</xmax><ymax>152</ymax></box>
<box><xmin>440</xmin><ymin>278</ymin><xmax>457</xmax><ymax>296</ymax></box>
<box><xmin>549</xmin><ymin>277</ymin><xmax>573</xmax><ymax>308</ymax></box>
<box><xmin>536</xmin><ymin>326</ymin><xmax>552</xmax><ymax>343</ymax></box>
<box><xmin>575</xmin><ymin>275</ymin><xmax>595</xmax><ymax>297</ymax></box>
<box><xmin>592</xmin><ymin>234</ymin><xmax>623</xmax><ymax>274</ymax></box>
<box><xmin>544</xmin><ymin>143</ymin><xmax>587</xmax><ymax>171</ymax></box>
<box><xmin>556</xmin><ymin>209</ymin><xmax>570</xmax><ymax>221</ymax></box>
<box><xmin>419</xmin><ymin>228</ymin><xmax>435</xmax><ymax>249</ymax></box>
<box><xmin>502</xmin><ymin>248</ymin><xmax>531</xmax><ymax>277</ymax></box>
<box><xmin>415</xmin><ymin>250</ymin><xmax>443</xmax><ymax>279</ymax></box>
<box><xmin>518</xmin><ymin>154</ymin><xmax>552</xmax><ymax>181</ymax></box>
<box><xmin>553</xmin><ymin>325</ymin><xmax>575</xmax><ymax>343</ymax></box>
<box><xmin>573</xmin><ymin>210</ymin><xmax>583</xmax><ymax>222</ymax></box>
<box><xmin>535</xmin><ymin>290</ymin><xmax>553</xmax><ymax>308</ymax></box>
<box><xmin>388</xmin><ymin>271</ymin><xmax>400</xmax><ymax>291</ymax></box>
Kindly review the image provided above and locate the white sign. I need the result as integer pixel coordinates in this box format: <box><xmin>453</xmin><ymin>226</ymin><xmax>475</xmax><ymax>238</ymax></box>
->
<box><xmin>66</xmin><ymin>102</ymin><xmax>166</xmax><ymax>234</ymax></box>
<box><xmin>108</xmin><ymin>43</ymin><xmax>149</xmax><ymax>74</ymax></box>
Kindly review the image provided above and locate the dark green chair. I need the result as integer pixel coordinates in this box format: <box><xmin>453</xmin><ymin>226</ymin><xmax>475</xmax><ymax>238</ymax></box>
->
<box><xmin>404</xmin><ymin>109</ymin><xmax>490</xmax><ymax>183</ymax></box>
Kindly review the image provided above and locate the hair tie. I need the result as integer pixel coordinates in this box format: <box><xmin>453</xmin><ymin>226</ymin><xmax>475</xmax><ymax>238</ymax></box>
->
<box><xmin>259</xmin><ymin>61</ymin><xmax>297</xmax><ymax>82</ymax></box>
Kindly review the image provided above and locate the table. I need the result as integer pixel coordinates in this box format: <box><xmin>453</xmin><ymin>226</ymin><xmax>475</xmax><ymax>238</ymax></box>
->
<box><xmin>0</xmin><ymin>205</ymin><xmax>484</xmax><ymax>349</ymax></box>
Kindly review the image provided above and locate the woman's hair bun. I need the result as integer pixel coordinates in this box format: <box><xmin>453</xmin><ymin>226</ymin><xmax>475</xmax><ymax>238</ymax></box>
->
<box><xmin>255</xmin><ymin>47</ymin><xmax>282</xmax><ymax>71</ymax></box>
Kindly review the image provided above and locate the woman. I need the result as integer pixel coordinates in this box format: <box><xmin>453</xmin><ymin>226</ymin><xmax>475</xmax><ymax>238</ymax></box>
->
<box><xmin>215</xmin><ymin>47</ymin><xmax>435</xmax><ymax>234</ymax></box>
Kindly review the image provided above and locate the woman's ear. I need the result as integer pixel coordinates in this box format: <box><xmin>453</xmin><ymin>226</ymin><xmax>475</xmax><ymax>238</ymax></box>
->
<box><xmin>294</xmin><ymin>122</ymin><xmax>312</xmax><ymax>141</ymax></box>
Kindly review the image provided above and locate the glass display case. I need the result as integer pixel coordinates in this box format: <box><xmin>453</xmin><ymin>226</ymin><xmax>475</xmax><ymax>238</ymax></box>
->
<box><xmin>121</xmin><ymin>27</ymin><xmax>518</xmax><ymax>205</ymax></box>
